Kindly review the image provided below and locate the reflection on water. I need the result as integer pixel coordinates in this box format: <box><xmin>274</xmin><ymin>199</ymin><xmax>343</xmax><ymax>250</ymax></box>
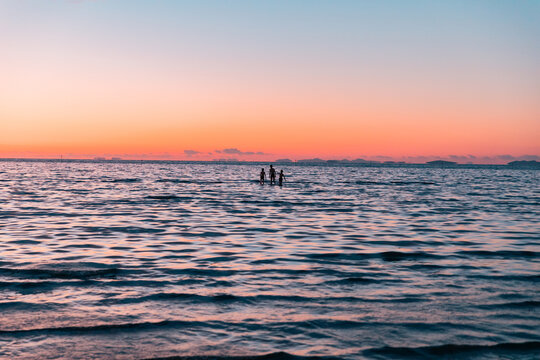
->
<box><xmin>0</xmin><ymin>161</ymin><xmax>539</xmax><ymax>359</ymax></box>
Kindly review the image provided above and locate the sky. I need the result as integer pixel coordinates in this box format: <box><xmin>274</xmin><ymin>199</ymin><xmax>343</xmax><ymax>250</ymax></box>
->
<box><xmin>1</xmin><ymin>0</ymin><xmax>539</xmax><ymax>163</ymax></box>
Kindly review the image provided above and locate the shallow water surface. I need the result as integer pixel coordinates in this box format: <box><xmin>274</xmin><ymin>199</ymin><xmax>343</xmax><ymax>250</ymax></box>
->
<box><xmin>0</xmin><ymin>161</ymin><xmax>539</xmax><ymax>359</ymax></box>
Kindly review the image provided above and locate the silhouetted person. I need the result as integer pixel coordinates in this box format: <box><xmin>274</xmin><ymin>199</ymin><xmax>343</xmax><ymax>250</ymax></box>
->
<box><xmin>260</xmin><ymin>168</ymin><xmax>266</xmax><ymax>184</ymax></box>
<box><xmin>278</xmin><ymin>170</ymin><xmax>286</xmax><ymax>186</ymax></box>
<box><xmin>269</xmin><ymin>165</ymin><xmax>276</xmax><ymax>184</ymax></box>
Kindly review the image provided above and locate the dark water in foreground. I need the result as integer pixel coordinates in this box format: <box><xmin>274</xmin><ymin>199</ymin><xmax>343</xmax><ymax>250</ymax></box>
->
<box><xmin>0</xmin><ymin>161</ymin><xmax>538</xmax><ymax>359</ymax></box>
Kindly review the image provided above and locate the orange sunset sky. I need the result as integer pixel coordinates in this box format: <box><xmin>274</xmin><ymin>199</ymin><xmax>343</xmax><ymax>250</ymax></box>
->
<box><xmin>1</xmin><ymin>1</ymin><xmax>539</xmax><ymax>163</ymax></box>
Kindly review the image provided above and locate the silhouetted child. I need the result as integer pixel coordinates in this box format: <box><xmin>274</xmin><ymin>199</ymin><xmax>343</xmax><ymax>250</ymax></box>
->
<box><xmin>260</xmin><ymin>168</ymin><xmax>266</xmax><ymax>184</ymax></box>
<box><xmin>269</xmin><ymin>165</ymin><xmax>276</xmax><ymax>184</ymax></box>
<box><xmin>278</xmin><ymin>170</ymin><xmax>286</xmax><ymax>186</ymax></box>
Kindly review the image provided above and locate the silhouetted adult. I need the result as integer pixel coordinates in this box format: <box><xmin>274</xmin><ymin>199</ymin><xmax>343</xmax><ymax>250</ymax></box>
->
<box><xmin>278</xmin><ymin>170</ymin><xmax>286</xmax><ymax>186</ymax></box>
<box><xmin>260</xmin><ymin>168</ymin><xmax>266</xmax><ymax>184</ymax></box>
<box><xmin>269</xmin><ymin>165</ymin><xmax>276</xmax><ymax>184</ymax></box>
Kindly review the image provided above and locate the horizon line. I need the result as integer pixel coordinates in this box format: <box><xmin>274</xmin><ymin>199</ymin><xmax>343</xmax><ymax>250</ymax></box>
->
<box><xmin>1</xmin><ymin>157</ymin><xmax>538</xmax><ymax>167</ymax></box>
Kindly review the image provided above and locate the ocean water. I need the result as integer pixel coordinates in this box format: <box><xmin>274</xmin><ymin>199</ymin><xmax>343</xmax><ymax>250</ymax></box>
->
<box><xmin>0</xmin><ymin>161</ymin><xmax>538</xmax><ymax>360</ymax></box>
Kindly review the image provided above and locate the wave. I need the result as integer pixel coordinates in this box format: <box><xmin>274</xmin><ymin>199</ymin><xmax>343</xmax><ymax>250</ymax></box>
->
<box><xmin>103</xmin><ymin>178</ymin><xmax>140</xmax><ymax>183</ymax></box>
<box><xmin>79</xmin><ymin>225</ymin><xmax>165</xmax><ymax>234</ymax></box>
<box><xmin>146</xmin><ymin>351</ymin><xmax>341</xmax><ymax>360</ymax></box>
<box><xmin>477</xmin><ymin>301</ymin><xmax>540</xmax><ymax>309</ymax></box>
<box><xmin>456</xmin><ymin>250</ymin><xmax>538</xmax><ymax>259</ymax></box>
<box><xmin>0</xmin><ymin>301</ymin><xmax>59</xmax><ymax>311</ymax></box>
<box><xmin>0</xmin><ymin>319</ymin><xmax>481</xmax><ymax>336</ymax></box>
<box><xmin>0</xmin><ymin>279</ymin><xmax>93</xmax><ymax>292</ymax></box>
<box><xmin>162</xmin><ymin>268</ymin><xmax>237</xmax><ymax>277</ymax></box>
<box><xmin>146</xmin><ymin>292</ymin><xmax>423</xmax><ymax>304</ymax></box>
<box><xmin>0</xmin><ymin>278</ymin><xmax>205</xmax><ymax>292</ymax></box>
<box><xmin>160</xmin><ymin>267</ymin><xmax>386</xmax><ymax>278</ymax></box>
<box><xmin>363</xmin><ymin>341</ymin><xmax>540</xmax><ymax>358</ymax></box>
<box><xmin>178</xmin><ymin>231</ymin><xmax>228</xmax><ymax>237</ymax></box>
<box><xmin>321</xmin><ymin>277</ymin><xmax>406</xmax><ymax>286</ymax></box>
<box><xmin>147</xmin><ymin>195</ymin><xmax>193</xmax><ymax>201</ymax></box>
<box><xmin>298</xmin><ymin>250</ymin><xmax>540</xmax><ymax>263</ymax></box>
<box><xmin>474</xmin><ymin>274</ymin><xmax>540</xmax><ymax>282</ymax></box>
<box><xmin>304</xmin><ymin>251</ymin><xmax>441</xmax><ymax>262</ymax></box>
<box><xmin>7</xmin><ymin>239</ymin><xmax>41</xmax><ymax>245</ymax></box>
<box><xmin>10</xmin><ymin>190</ymin><xmax>37</xmax><ymax>195</ymax></box>
<box><xmin>0</xmin><ymin>320</ymin><xmax>188</xmax><ymax>336</ymax></box>
<box><xmin>322</xmin><ymin>277</ymin><xmax>378</xmax><ymax>284</ymax></box>
<box><xmin>60</xmin><ymin>243</ymin><xmax>104</xmax><ymax>249</ymax></box>
<box><xmin>97</xmin><ymin>292</ymin><xmax>379</xmax><ymax>306</ymax></box>
<box><xmin>0</xmin><ymin>263</ymin><xmax>120</xmax><ymax>280</ymax></box>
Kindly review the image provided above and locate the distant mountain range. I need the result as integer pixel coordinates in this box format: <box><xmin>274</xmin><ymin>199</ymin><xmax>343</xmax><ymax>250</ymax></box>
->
<box><xmin>273</xmin><ymin>158</ymin><xmax>540</xmax><ymax>168</ymax></box>
<box><xmin>506</xmin><ymin>160</ymin><xmax>540</xmax><ymax>169</ymax></box>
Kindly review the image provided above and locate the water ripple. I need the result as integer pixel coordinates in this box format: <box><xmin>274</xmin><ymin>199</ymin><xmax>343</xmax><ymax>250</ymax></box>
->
<box><xmin>0</xmin><ymin>161</ymin><xmax>538</xmax><ymax>359</ymax></box>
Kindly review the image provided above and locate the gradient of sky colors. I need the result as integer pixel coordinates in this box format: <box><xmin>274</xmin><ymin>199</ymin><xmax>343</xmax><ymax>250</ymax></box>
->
<box><xmin>1</xmin><ymin>0</ymin><xmax>539</xmax><ymax>163</ymax></box>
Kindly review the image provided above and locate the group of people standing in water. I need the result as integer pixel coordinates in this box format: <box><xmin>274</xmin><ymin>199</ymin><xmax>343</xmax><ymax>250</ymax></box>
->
<box><xmin>260</xmin><ymin>165</ymin><xmax>286</xmax><ymax>186</ymax></box>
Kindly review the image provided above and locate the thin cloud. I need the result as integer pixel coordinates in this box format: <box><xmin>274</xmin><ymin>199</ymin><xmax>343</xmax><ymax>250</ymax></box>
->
<box><xmin>184</xmin><ymin>150</ymin><xmax>201</xmax><ymax>156</ymax></box>
<box><xmin>219</xmin><ymin>148</ymin><xmax>268</xmax><ymax>156</ymax></box>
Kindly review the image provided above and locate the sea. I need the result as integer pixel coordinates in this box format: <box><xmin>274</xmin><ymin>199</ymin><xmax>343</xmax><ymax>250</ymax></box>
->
<box><xmin>0</xmin><ymin>160</ymin><xmax>538</xmax><ymax>359</ymax></box>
